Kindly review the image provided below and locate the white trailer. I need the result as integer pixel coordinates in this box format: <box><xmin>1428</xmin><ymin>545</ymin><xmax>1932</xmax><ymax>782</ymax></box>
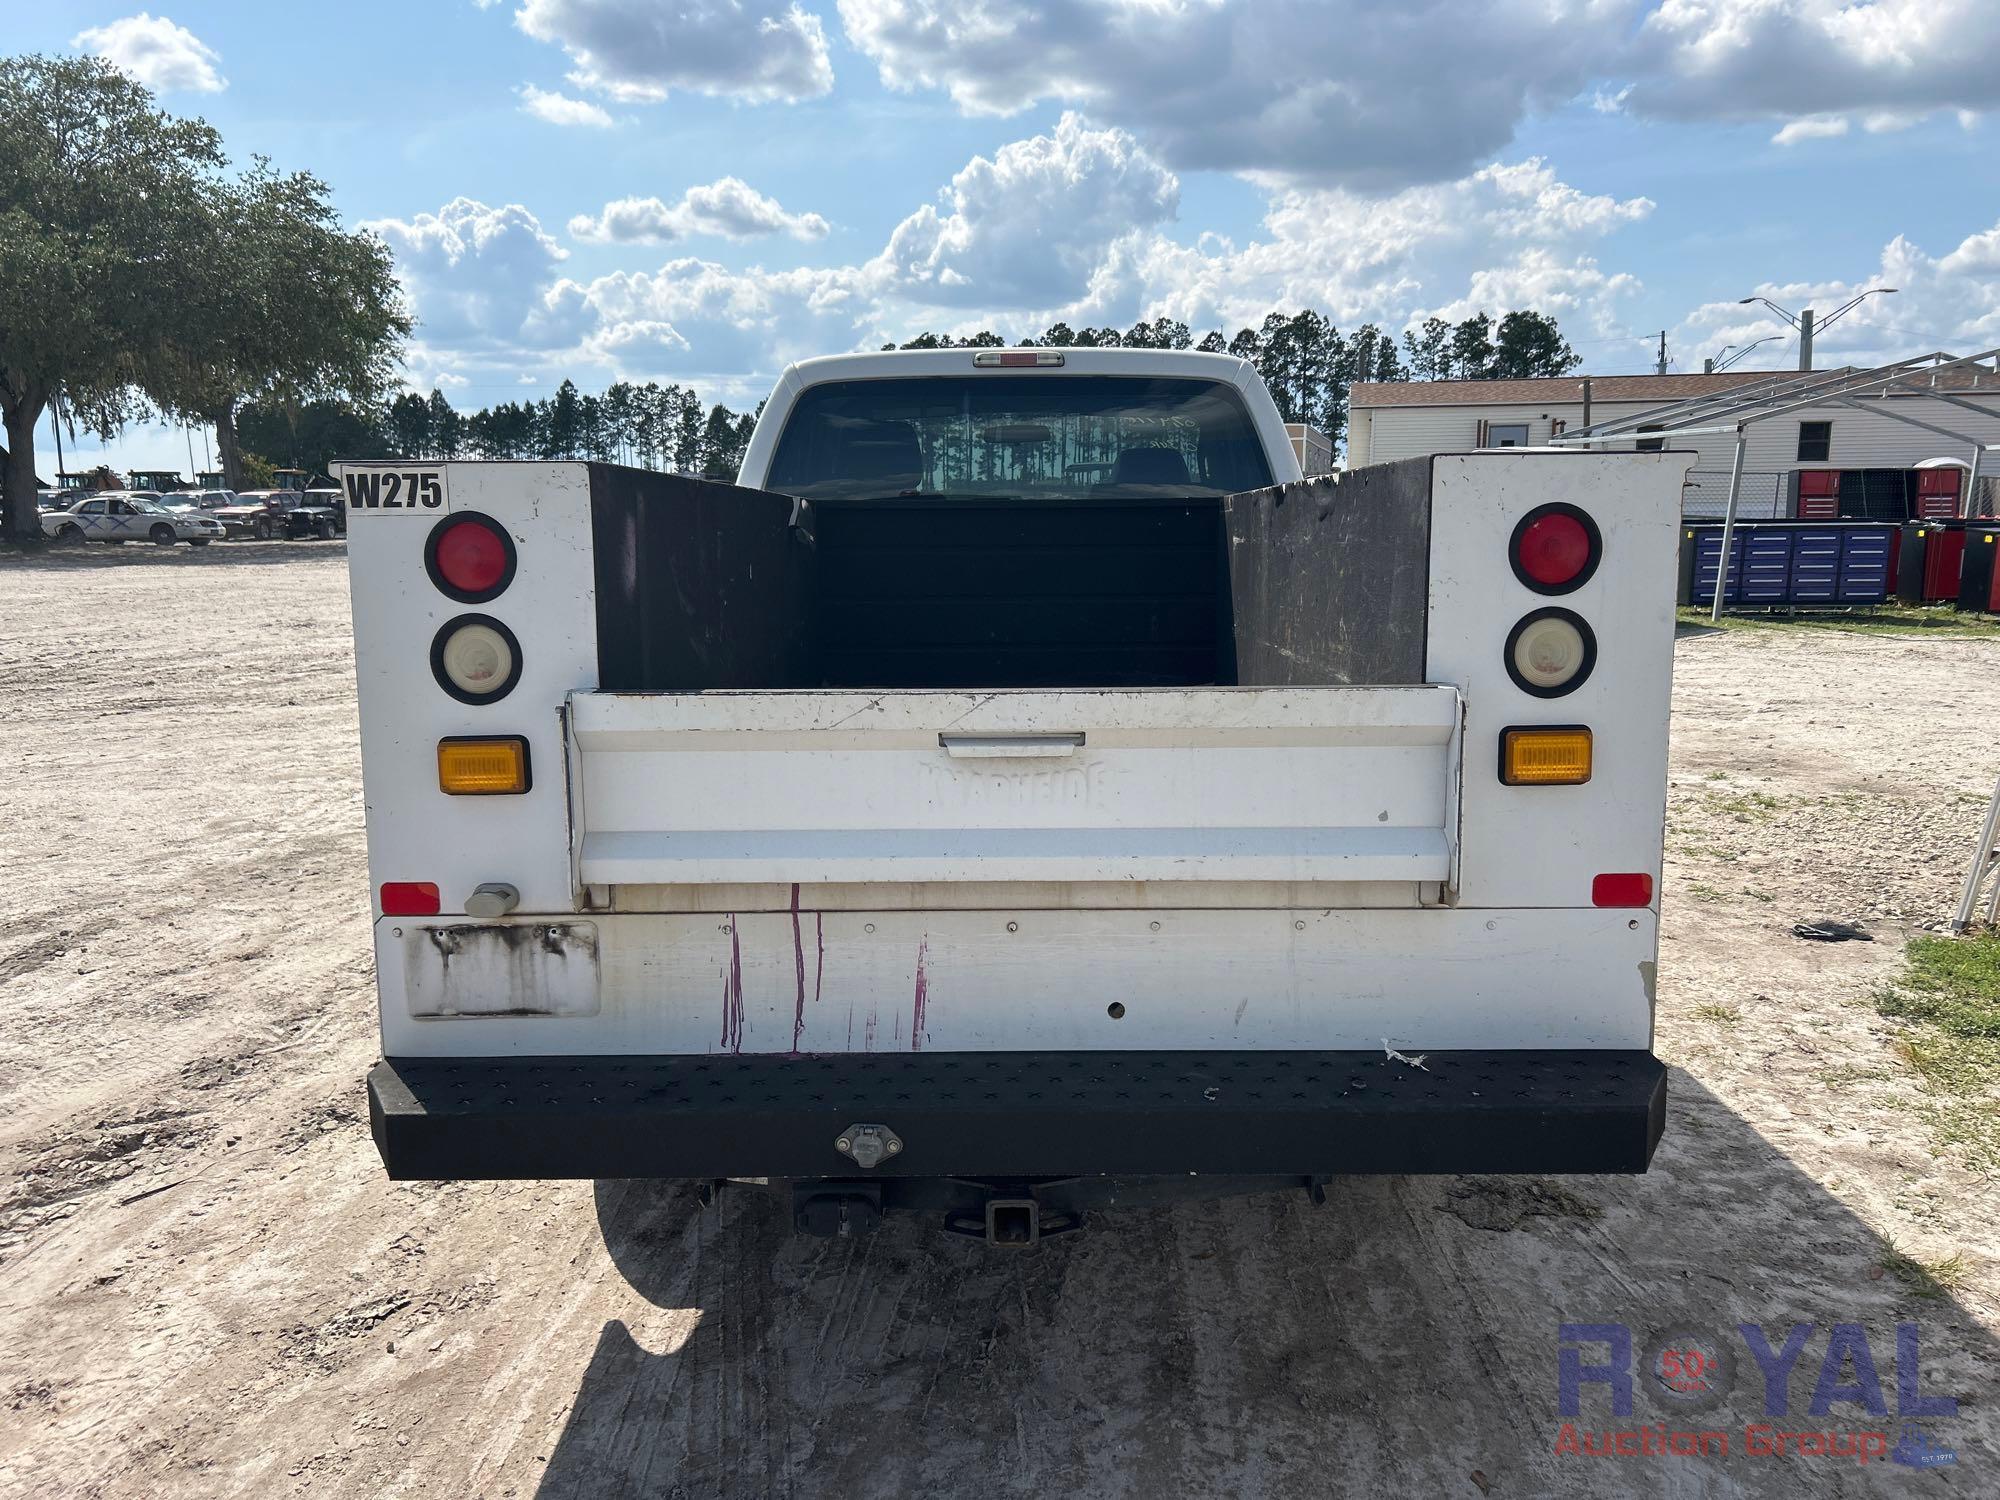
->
<box><xmin>341</xmin><ymin>348</ymin><xmax>1686</xmax><ymax>1243</ymax></box>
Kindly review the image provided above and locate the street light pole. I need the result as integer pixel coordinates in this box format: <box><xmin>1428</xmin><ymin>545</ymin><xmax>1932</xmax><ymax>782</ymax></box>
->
<box><xmin>1738</xmin><ymin>289</ymin><xmax>1895</xmax><ymax>372</ymax></box>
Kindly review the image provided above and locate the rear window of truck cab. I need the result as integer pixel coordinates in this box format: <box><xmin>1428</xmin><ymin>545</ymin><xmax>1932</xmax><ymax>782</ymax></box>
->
<box><xmin>766</xmin><ymin>375</ymin><xmax>1275</xmax><ymax>501</ymax></box>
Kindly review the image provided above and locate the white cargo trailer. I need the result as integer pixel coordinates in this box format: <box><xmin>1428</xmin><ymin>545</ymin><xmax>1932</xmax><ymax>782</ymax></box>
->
<box><xmin>342</xmin><ymin>348</ymin><xmax>1686</xmax><ymax>1243</ymax></box>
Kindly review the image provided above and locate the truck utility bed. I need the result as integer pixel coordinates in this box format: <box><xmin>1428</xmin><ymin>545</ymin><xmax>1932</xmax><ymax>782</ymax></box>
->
<box><xmin>339</xmin><ymin>348</ymin><xmax>1686</xmax><ymax>1230</ymax></box>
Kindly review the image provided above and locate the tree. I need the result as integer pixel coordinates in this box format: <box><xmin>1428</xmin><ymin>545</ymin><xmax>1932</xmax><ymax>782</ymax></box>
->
<box><xmin>0</xmin><ymin>55</ymin><xmax>225</xmax><ymax>541</ymax></box>
<box><xmin>544</xmin><ymin>380</ymin><xmax>583</xmax><ymax>458</ymax></box>
<box><xmin>1492</xmin><ymin>310</ymin><xmax>1580</xmax><ymax>379</ymax></box>
<box><xmin>427</xmin><ymin>389</ymin><xmax>463</xmax><ymax>458</ymax></box>
<box><xmin>1448</xmin><ymin>314</ymin><xmax>1496</xmax><ymax>380</ymax></box>
<box><xmin>151</xmin><ymin>156</ymin><xmax>408</xmax><ymax>489</ymax></box>
<box><xmin>1122</xmin><ymin>316</ymin><xmax>1191</xmax><ymax>350</ymax></box>
<box><xmin>237</xmin><ymin>397</ymin><xmax>387</xmax><ymax>478</ymax></box>
<box><xmin>700</xmin><ymin>403</ymin><xmax>746</xmax><ymax>479</ymax></box>
<box><xmin>1400</xmin><ymin>317</ymin><xmax>1452</xmax><ymax>381</ymax></box>
<box><xmin>387</xmin><ymin>392</ymin><xmax>434</xmax><ymax>458</ymax></box>
<box><xmin>672</xmin><ymin>387</ymin><xmax>704</xmax><ymax>472</ymax></box>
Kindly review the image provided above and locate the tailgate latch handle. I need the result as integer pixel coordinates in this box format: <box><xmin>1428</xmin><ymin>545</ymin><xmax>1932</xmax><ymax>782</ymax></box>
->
<box><xmin>939</xmin><ymin>732</ymin><xmax>1085</xmax><ymax>759</ymax></box>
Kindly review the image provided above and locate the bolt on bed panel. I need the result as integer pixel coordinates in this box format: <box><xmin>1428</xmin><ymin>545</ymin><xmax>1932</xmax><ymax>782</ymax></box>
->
<box><xmin>1224</xmin><ymin>459</ymin><xmax>1433</xmax><ymax>686</ymax></box>
<box><xmin>588</xmin><ymin>466</ymin><xmax>817</xmax><ymax>692</ymax></box>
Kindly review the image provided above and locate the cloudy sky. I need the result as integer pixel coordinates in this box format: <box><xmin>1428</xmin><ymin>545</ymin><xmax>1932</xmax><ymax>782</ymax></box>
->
<box><xmin>25</xmin><ymin>0</ymin><xmax>2000</xmax><ymax>474</ymax></box>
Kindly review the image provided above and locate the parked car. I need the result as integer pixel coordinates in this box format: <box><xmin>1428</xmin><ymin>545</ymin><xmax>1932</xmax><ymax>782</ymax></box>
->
<box><xmin>217</xmin><ymin>488</ymin><xmax>344</xmax><ymax>540</ymax></box>
<box><xmin>161</xmin><ymin>488</ymin><xmax>238</xmax><ymax>514</ymax></box>
<box><xmin>43</xmin><ymin>493</ymin><xmax>224</xmax><ymax>546</ymax></box>
<box><xmin>293</xmin><ymin>487</ymin><xmax>347</xmax><ymax>539</ymax></box>
<box><xmin>214</xmin><ymin>491</ymin><xmax>289</xmax><ymax>540</ymax></box>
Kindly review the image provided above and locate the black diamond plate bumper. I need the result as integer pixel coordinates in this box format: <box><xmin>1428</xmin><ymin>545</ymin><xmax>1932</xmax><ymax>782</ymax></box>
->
<box><xmin>368</xmin><ymin>1049</ymin><xmax>1666</xmax><ymax>1181</ymax></box>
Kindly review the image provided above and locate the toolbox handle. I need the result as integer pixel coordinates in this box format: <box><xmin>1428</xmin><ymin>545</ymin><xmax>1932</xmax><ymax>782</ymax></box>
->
<box><xmin>938</xmin><ymin>732</ymin><xmax>1085</xmax><ymax>759</ymax></box>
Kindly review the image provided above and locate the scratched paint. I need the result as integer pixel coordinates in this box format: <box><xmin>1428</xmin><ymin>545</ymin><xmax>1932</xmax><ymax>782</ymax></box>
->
<box><xmin>911</xmin><ymin>937</ymin><xmax>930</xmax><ymax>1052</ymax></box>
<box><xmin>719</xmin><ymin>917</ymin><xmax>744</xmax><ymax>1053</ymax></box>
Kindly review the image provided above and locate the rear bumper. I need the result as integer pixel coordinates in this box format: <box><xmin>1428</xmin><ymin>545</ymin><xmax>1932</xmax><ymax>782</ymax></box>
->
<box><xmin>368</xmin><ymin>1049</ymin><xmax>1666</xmax><ymax>1180</ymax></box>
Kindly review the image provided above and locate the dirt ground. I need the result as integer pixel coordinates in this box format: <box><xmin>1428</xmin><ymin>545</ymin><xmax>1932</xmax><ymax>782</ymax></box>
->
<box><xmin>1</xmin><ymin>542</ymin><xmax>1995</xmax><ymax>1498</ymax></box>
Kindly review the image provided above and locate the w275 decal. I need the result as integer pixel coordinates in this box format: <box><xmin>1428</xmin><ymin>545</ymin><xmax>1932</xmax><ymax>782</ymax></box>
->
<box><xmin>343</xmin><ymin>469</ymin><xmax>445</xmax><ymax>511</ymax></box>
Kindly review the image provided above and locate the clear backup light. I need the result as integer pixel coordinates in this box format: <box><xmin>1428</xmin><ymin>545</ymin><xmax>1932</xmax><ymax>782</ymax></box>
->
<box><xmin>1505</xmin><ymin>607</ymin><xmax>1596</xmax><ymax>697</ymax></box>
<box><xmin>431</xmin><ymin>615</ymin><xmax>522</xmax><ymax>704</ymax></box>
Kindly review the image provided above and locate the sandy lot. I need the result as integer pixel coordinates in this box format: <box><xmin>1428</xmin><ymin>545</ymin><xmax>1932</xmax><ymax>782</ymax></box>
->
<box><xmin>0</xmin><ymin>542</ymin><xmax>1995</xmax><ymax>1498</ymax></box>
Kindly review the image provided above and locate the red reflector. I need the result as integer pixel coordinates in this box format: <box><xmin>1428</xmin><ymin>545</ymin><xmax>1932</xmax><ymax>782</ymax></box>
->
<box><xmin>380</xmin><ymin>881</ymin><xmax>441</xmax><ymax>916</ymax></box>
<box><xmin>1516</xmin><ymin>511</ymin><xmax>1592</xmax><ymax>587</ymax></box>
<box><xmin>433</xmin><ymin>517</ymin><xmax>510</xmax><ymax>596</ymax></box>
<box><xmin>1592</xmin><ymin>873</ymin><xmax>1654</xmax><ymax>908</ymax></box>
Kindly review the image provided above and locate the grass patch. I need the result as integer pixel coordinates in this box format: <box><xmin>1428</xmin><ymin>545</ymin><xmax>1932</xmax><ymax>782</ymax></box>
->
<box><xmin>1686</xmin><ymin>882</ymin><xmax>1727</xmax><ymax>903</ymax></box>
<box><xmin>1693</xmin><ymin>1002</ymin><xmax>1743</xmax><ymax>1026</ymax></box>
<box><xmin>1741</xmin><ymin>887</ymin><xmax>1774</xmax><ymax>904</ymax></box>
<box><xmin>1879</xmin><ymin>935</ymin><xmax>2000</xmax><ymax>1040</ymax></box>
<box><xmin>1713</xmin><ymin>790</ymin><xmax>1786</xmax><ymax>824</ymax></box>
<box><xmin>1878</xmin><ymin>1238</ymin><xmax>1973</xmax><ymax>1300</ymax></box>
<box><xmin>1875</xmin><ymin>933</ymin><xmax>2000</xmax><ymax>1173</ymax></box>
<box><xmin>1678</xmin><ymin>604</ymin><xmax>2000</xmax><ymax>640</ymax></box>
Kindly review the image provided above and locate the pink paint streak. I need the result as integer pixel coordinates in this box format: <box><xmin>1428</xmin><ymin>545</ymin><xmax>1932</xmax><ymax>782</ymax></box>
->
<box><xmin>789</xmin><ymin>884</ymin><xmax>806</xmax><ymax>1054</ymax></box>
<box><xmin>719</xmin><ymin>917</ymin><xmax>744</xmax><ymax>1053</ymax></box>
<box><xmin>911</xmin><ymin>938</ymin><xmax>930</xmax><ymax>1052</ymax></box>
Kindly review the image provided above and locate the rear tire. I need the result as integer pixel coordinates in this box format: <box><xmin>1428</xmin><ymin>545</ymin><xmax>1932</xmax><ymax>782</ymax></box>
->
<box><xmin>56</xmin><ymin>524</ymin><xmax>85</xmax><ymax>546</ymax></box>
<box><xmin>150</xmin><ymin>524</ymin><xmax>176</xmax><ymax>546</ymax></box>
<box><xmin>253</xmin><ymin>516</ymin><xmax>273</xmax><ymax>541</ymax></box>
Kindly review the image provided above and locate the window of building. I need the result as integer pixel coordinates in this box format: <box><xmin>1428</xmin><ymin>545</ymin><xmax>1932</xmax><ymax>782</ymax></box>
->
<box><xmin>1482</xmin><ymin>422</ymin><xmax>1530</xmax><ymax>448</ymax></box>
<box><xmin>1797</xmin><ymin>420</ymin><xmax>1832</xmax><ymax>463</ymax></box>
<box><xmin>1636</xmin><ymin>424</ymin><xmax>1665</xmax><ymax>452</ymax></box>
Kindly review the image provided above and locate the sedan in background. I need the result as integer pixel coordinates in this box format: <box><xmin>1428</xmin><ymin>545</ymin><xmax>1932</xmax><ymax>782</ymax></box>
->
<box><xmin>43</xmin><ymin>493</ymin><xmax>225</xmax><ymax>547</ymax></box>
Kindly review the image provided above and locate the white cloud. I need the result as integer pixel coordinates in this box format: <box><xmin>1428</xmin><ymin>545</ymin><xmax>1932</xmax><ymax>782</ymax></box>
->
<box><xmin>362</xmin><ymin>198</ymin><xmax>572</xmax><ymax>353</ymax></box>
<box><xmin>877</xmin><ymin>112</ymin><xmax>1179</xmax><ymax>305</ymax></box>
<box><xmin>837</xmin><ymin>2</ymin><xmax>2000</xmax><ymax>188</ymax></box>
<box><xmin>1772</xmin><ymin>116</ymin><xmax>1849</xmax><ymax>145</ymax></box>
<box><xmin>1085</xmin><ymin>159</ymin><xmax>1653</xmax><ymax>342</ymax></box>
<box><xmin>1626</xmin><ymin>0</ymin><xmax>2000</xmax><ymax>133</ymax></box>
<box><xmin>72</xmin><ymin>12</ymin><xmax>225</xmax><ymax>93</ymax></box>
<box><xmin>839</xmin><ymin>0</ymin><xmax>1635</xmax><ymax>189</ymax></box>
<box><xmin>518</xmin><ymin>84</ymin><xmax>613</xmax><ymax>127</ymax></box>
<box><xmin>569</xmin><ymin>179</ymin><xmax>830</xmax><ymax>244</ymax></box>
<box><xmin>514</xmin><ymin>0</ymin><xmax>833</xmax><ymax>104</ymax></box>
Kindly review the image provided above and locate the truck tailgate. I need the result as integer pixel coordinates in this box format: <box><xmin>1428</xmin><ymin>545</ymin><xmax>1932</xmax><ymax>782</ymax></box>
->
<box><xmin>567</xmin><ymin>686</ymin><xmax>1461</xmax><ymax>888</ymax></box>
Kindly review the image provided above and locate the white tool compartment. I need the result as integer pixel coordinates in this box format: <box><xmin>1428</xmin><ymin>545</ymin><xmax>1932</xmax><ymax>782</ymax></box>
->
<box><xmin>567</xmin><ymin>685</ymin><xmax>1461</xmax><ymax>891</ymax></box>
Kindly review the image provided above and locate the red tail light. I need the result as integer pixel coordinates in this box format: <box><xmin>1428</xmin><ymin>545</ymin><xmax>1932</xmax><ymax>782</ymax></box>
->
<box><xmin>1511</xmin><ymin>503</ymin><xmax>1600</xmax><ymax>593</ymax></box>
<box><xmin>1592</xmin><ymin>873</ymin><xmax>1654</xmax><ymax>908</ymax></box>
<box><xmin>380</xmin><ymin>881</ymin><xmax>441</xmax><ymax>916</ymax></box>
<box><xmin>425</xmin><ymin>513</ymin><xmax>515</xmax><ymax>602</ymax></box>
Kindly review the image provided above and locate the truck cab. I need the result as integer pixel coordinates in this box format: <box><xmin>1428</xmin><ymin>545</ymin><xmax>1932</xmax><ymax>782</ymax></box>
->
<box><xmin>343</xmin><ymin>349</ymin><xmax>1683</xmax><ymax>1243</ymax></box>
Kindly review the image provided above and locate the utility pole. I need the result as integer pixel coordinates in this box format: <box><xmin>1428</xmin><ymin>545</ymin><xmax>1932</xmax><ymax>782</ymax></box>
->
<box><xmin>1656</xmin><ymin>331</ymin><xmax>1669</xmax><ymax>376</ymax></box>
<box><xmin>1797</xmin><ymin>308</ymin><xmax>1814</xmax><ymax>372</ymax></box>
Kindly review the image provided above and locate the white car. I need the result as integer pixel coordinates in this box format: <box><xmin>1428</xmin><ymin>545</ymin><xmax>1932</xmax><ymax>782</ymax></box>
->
<box><xmin>161</xmin><ymin>488</ymin><xmax>238</xmax><ymax>514</ymax></box>
<box><xmin>43</xmin><ymin>492</ymin><xmax>225</xmax><ymax>547</ymax></box>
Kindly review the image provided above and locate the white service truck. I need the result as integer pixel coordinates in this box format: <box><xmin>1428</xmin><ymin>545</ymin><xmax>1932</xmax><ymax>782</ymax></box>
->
<box><xmin>342</xmin><ymin>348</ymin><xmax>1684</xmax><ymax>1244</ymax></box>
